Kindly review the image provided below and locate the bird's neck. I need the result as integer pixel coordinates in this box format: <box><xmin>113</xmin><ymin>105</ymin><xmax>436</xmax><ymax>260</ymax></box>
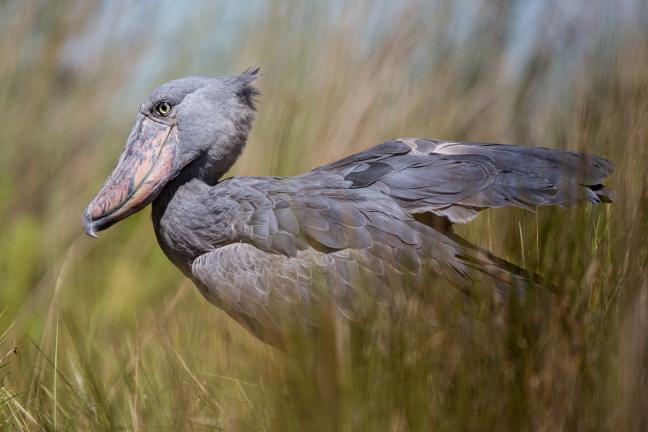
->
<box><xmin>151</xmin><ymin>131</ymin><xmax>250</xmax><ymax>274</ymax></box>
<box><xmin>192</xmin><ymin>137</ymin><xmax>249</xmax><ymax>186</ymax></box>
<box><xmin>152</xmin><ymin>136</ymin><xmax>246</xmax><ymax>236</ymax></box>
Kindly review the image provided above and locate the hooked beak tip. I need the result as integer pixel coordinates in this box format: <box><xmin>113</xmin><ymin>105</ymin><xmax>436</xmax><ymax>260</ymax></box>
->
<box><xmin>82</xmin><ymin>209</ymin><xmax>99</xmax><ymax>239</ymax></box>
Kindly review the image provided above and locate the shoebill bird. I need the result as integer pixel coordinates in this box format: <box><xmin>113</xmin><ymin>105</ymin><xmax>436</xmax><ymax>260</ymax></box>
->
<box><xmin>82</xmin><ymin>69</ymin><xmax>615</xmax><ymax>346</ymax></box>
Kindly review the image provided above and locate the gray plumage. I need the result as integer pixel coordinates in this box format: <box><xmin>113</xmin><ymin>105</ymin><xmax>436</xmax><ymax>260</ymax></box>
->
<box><xmin>82</xmin><ymin>69</ymin><xmax>615</xmax><ymax>347</ymax></box>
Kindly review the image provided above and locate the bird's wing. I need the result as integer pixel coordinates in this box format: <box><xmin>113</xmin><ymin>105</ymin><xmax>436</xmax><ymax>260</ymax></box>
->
<box><xmin>314</xmin><ymin>138</ymin><xmax>615</xmax><ymax>223</ymax></box>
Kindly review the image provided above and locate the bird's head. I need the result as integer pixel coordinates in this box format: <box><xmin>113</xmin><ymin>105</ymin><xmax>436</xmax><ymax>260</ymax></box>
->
<box><xmin>82</xmin><ymin>68</ymin><xmax>260</xmax><ymax>238</ymax></box>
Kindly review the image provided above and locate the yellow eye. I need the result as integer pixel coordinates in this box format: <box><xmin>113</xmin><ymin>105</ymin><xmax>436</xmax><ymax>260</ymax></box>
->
<box><xmin>155</xmin><ymin>101</ymin><xmax>172</xmax><ymax>116</ymax></box>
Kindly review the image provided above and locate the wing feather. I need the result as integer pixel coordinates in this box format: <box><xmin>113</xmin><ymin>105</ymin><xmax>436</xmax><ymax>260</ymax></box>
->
<box><xmin>315</xmin><ymin>138</ymin><xmax>614</xmax><ymax>223</ymax></box>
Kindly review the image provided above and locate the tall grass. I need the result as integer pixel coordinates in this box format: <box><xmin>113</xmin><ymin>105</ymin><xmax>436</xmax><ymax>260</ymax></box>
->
<box><xmin>0</xmin><ymin>0</ymin><xmax>647</xmax><ymax>430</ymax></box>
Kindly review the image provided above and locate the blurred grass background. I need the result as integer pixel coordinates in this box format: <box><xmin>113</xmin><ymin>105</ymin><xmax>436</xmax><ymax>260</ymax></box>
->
<box><xmin>0</xmin><ymin>0</ymin><xmax>647</xmax><ymax>430</ymax></box>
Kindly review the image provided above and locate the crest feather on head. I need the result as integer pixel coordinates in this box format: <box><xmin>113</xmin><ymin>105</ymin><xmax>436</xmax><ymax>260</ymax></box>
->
<box><xmin>235</xmin><ymin>67</ymin><xmax>261</xmax><ymax>109</ymax></box>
